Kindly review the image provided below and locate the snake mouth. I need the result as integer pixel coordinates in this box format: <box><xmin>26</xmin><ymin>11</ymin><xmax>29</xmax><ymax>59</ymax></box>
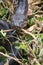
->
<box><xmin>11</xmin><ymin>14</ymin><xmax>27</xmax><ymax>28</ymax></box>
<box><xmin>19</xmin><ymin>20</ymin><xmax>27</xmax><ymax>28</ymax></box>
<box><xmin>11</xmin><ymin>20</ymin><xmax>27</xmax><ymax>28</ymax></box>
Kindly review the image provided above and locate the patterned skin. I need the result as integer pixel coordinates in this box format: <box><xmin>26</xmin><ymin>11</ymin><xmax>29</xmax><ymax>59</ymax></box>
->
<box><xmin>11</xmin><ymin>0</ymin><xmax>28</xmax><ymax>28</ymax></box>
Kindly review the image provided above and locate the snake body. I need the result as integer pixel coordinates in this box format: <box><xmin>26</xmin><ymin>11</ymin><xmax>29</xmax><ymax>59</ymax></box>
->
<box><xmin>0</xmin><ymin>0</ymin><xmax>28</xmax><ymax>65</ymax></box>
<box><xmin>11</xmin><ymin>0</ymin><xmax>28</xmax><ymax>28</ymax></box>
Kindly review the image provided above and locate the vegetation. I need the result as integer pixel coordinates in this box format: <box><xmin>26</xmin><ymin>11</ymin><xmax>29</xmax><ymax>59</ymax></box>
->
<box><xmin>0</xmin><ymin>0</ymin><xmax>43</xmax><ymax>65</ymax></box>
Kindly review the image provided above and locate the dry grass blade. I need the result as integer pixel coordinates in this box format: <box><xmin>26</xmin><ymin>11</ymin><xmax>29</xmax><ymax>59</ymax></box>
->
<box><xmin>21</xmin><ymin>29</ymin><xmax>36</xmax><ymax>39</ymax></box>
<box><xmin>0</xmin><ymin>52</ymin><xmax>21</xmax><ymax>64</ymax></box>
